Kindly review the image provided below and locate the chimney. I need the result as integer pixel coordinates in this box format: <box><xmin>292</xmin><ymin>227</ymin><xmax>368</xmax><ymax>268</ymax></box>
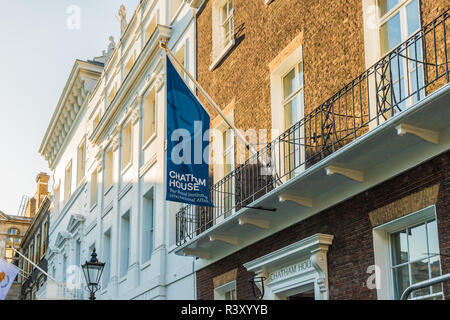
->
<box><xmin>35</xmin><ymin>172</ymin><xmax>50</xmax><ymax>214</ymax></box>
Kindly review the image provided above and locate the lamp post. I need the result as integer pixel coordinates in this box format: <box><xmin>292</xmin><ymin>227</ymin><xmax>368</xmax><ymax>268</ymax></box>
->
<box><xmin>82</xmin><ymin>248</ymin><xmax>105</xmax><ymax>300</ymax></box>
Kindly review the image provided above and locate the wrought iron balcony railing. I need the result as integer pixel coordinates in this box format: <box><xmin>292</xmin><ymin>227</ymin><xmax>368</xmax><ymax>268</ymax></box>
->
<box><xmin>176</xmin><ymin>9</ymin><xmax>449</xmax><ymax>246</ymax></box>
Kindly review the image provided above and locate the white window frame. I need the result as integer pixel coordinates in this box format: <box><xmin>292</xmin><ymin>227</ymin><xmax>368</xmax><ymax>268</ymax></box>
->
<box><xmin>64</xmin><ymin>160</ymin><xmax>72</xmax><ymax>205</ymax></box>
<box><xmin>170</xmin><ymin>0</ymin><xmax>184</xmax><ymax>23</ymax></box>
<box><xmin>120</xmin><ymin>210</ymin><xmax>131</xmax><ymax>278</ymax></box>
<box><xmin>121</xmin><ymin>119</ymin><xmax>133</xmax><ymax>174</ymax></box>
<box><xmin>104</xmin><ymin>146</ymin><xmax>114</xmax><ymax>194</ymax></box>
<box><xmin>90</xmin><ymin>168</ymin><xmax>98</xmax><ymax>209</ymax></box>
<box><xmin>214</xmin><ymin>280</ymin><xmax>237</xmax><ymax>300</ymax></box>
<box><xmin>142</xmin><ymin>87</ymin><xmax>157</xmax><ymax>149</ymax></box>
<box><xmin>77</xmin><ymin>138</ymin><xmax>86</xmax><ymax>186</ymax></box>
<box><xmin>363</xmin><ymin>0</ymin><xmax>423</xmax><ymax>123</ymax></box>
<box><xmin>372</xmin><ymin>205</ymin><xmax>441</xmax><ymax>300</ymax></box>
<box><xmin>270</xmin><ymin>45</ymin><xmax>305</xmax><ymax>180</ymax></box>
<box><xmin>212</xmin><ymin>112</ymin><xmax>236</xmax><ymax>219</ymax></box>
<box><xmin>210</xmin><ymin>0</ymin><xmax>235</xmax><ymax>70</ymax></box>
<box><xmin>102</xmin><ymin>228</ymin><xmax>111</xmax><ymax>288</ymax></box>
<box><xmin>54</xmin><ymin>182</ymin><xmax>60</xmax><ymax>218</ymax></box>
<box><xmin>142</xmin><ymin>189</ymin><xmax>155</xmax><ymax>263</ymax></box>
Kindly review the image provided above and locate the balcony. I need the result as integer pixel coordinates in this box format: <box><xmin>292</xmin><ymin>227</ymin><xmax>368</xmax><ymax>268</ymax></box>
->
<box><xmin>175</xmin><ymin>10</ymin><xmax>450</xmax><ymax>260</ymax></box>
<box><xmin>36</xmin><ymin>281</ymin><xmax>83</xmax><ymax>300</ymax></box>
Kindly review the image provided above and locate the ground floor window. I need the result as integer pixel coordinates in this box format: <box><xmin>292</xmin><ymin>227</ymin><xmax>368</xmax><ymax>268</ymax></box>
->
<box><xmin>214</xmin><ymin>281</ymin><xmax>237</xmax><ymax>300</ymax></box>
<box><xmin>390</xmin><ymin>218</ymin><xmax>443</xmax><ymax>300</ymax></box>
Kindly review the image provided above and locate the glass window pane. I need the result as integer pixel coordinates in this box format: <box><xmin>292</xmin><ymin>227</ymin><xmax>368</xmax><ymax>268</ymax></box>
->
<box><xmin>410</xmin><ymin>259</ymin><xmax>430</xmax><ymax>298</ymax></box>
<box><xmin>379</xmin><ymin>0</ymin><xmax>399</xmax><ymax>17</ymax></box>
<box><xmin>391</xmin><ymin>229</ymin><xmax>408</xmax><ymax>265</ymax></box>
<box><xmin>284</xmin><ymin>96</ymin><xmax>299</xmax><ymax>129</ymax></box>
<box><xmin>393</xmin><ymin>264</ymin><xmax>410</xmax><ymax>299</ymax></box>
<box><xmin>430</xmin><ymin>256</ymin><xmax>442</xmax><ymax>294</ymax></box>
<box><xmin>283</xmin><ymin>68</ymin><xmax>298</xmax><ymax>99</ymax></box>
<box><xmin>406</xmin><ymin>0</ymin><xmax>420</xmax><ymax>36</ymax></box>
<box><xmin>427</xmin><ymin>220</ymin><xmax>440</xmax><ymax>256</ymax></box>
<box><xmin>408</xmin><ymin>223</ymin><xmax>428</xmax><ymax>261</ymax></box>
<box><xmin>224</xmin><ymin>151</ymin><xmax>233</xmax><ymax>175</ymax></box>
<box><xmin>298</xmin><ymin>63</ymin><xmax>304</xmax><ymax>88</ymax></box>
<box><xmin>380</xmin><ymin>12</ymin><xmax>401</xmax><ymax>54</ymax></box>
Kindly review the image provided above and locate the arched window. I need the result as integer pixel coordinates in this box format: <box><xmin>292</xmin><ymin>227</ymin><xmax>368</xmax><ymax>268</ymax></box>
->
<box><xmin>8</xmin><ymin>228</ymin><xmax>19</xmax><ymax>235</ymax></box>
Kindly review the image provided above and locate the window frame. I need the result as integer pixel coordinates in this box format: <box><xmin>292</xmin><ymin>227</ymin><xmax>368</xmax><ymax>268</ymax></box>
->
<box><xmin>210</xmin><ymin>0</ymin><xmax>235</xmax><ymax>70</ymax></box>
<box><xmin>388</xmin><ymin>219</ymin><xmax>443</xmax><ymax>300</ymax></box>
<box><xmin>372</xmin><ymin>205</ymin><xmax>441</xmax><ymax>300</ymax></box>
<box><xmin>121</xmin><ymin>119</ymin><xmax>133</xmax><ymax>174</ymax></box>
<box><xmin>104</xmin><ymin>146</ymin><xmax>114</xmax><ymax>194</ymax></box>
<box><xmin>54</xmin><ymin>182</ymin><xmax>60</xmax><ymax>218</ymax></box>
<box><xmin>142</xmin><ymin>189</ymin><xmax>155</xmax><ymax>263</ymax></box>
<box><xmin>64</xmin><ymin>160</ymin><xmax>72</xmax><ymax>205</ymax></box>
<box><xmin>90</xmin><ymin>168</ymin><xmax>99</xmax><ymax>209</ymax></box>
<box><xmin>77</xmin><ymin>137</ymin><xmax>86</xmax><ymax>186</ymax></box>
<box><xmin>214</xmin><ymin>280</ymin><xmax>237</xmax><ymax>300</ymax></box>
<box><xmin>170</xmin><ymin>0</ymin><xmax>185</xmax><ymax>23</ymax></box>
<box><xmin>142</xmin><ymin>87</ymin><xmax>157</xmax><ymax>149</ymax></box>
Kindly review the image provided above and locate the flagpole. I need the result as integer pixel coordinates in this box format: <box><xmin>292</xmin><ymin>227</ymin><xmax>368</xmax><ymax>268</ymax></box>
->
<box><xmin>12</xmin><ymin>247</ymin><xmax>57</xmax><ymax>283</ymax></box>
<box><xmin>160</xmin><ymin>41</ymin><xmax>259</xmax><ymax>157</ymax></box>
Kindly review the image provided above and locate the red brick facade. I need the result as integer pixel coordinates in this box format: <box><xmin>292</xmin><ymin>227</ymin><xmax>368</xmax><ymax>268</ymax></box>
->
<box><xmin>196</xmin><ymin>151</ymin><xmax>450</xmax><ymax>300</ymax></box>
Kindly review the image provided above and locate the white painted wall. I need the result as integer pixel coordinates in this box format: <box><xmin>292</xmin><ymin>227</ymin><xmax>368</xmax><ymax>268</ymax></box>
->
<box><xmin>43</xmin><ymin>0</ymin><xmax>199</xmax><ymax>300</ymax></box>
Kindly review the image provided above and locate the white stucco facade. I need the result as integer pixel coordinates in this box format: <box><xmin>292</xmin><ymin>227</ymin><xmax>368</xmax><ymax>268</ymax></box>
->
<box><xmin>38</xmin><ymin>0</ymin><xmax>201</xmax><ymax>300</ymax></box>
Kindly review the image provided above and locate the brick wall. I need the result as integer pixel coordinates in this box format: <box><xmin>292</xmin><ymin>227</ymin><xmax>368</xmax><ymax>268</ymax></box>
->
<box><xmin>197</xmin><ymin>0</ymin><xmax>367</xmax><ymax>137</ymax></box>
<box><xmin>196</xmin><ymin>0</ymin><xmax>447</xmax><ymax>141</ymax></box>
<box><xmin>196</xmin><ymin>151</ymin><xmax>450</xmax><ymax>300</ymax></box>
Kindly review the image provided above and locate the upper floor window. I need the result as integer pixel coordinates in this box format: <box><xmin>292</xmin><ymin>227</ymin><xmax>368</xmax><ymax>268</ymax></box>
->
<box><xmin>211</xmin><ymin>0</ymin><xmax>234</xmax><ymax>69</ymax></box>
<box><xmin>8</xmin><ymin>228</ymin><xmax>19</xmax><ymax>235</ymax></box>
<box><xmin>390</xmin><ymin>218</ymin><xmax>443</xmax><ymax>300</ymax></box>
<box><xmin>92</xmin><ymin>112</ymin><xmax>101</xmax><ymax>131</ymax></box>
<box><xmin>282</xmin><ymin>63</ymin><xmax>304</xmax><ymax>131</ymax></box>
<box><xmin>54</xmin><ymin>184</ymin><xmax>60</xmax><ymax>217</ymax></box>
<box><xmin>90</xmin><ymin>169</ymin><xmax>98</xmax><ymax>208</ymax></box>
<box><xmin>104</xmin><ymin>147</ymin><xmax>114</xmax><ymax>192</ymax></box>
<box><xmin>64</xmin><ymin>161</ymin><xmax>72</xmax><ymax>204</ymax></box>
<box><xmin>175</xmin><ymin>45</ymin><xmax>186</xmax><ymax>79</ymax></box>
<box><xmin>124</xmin><ymin>52</ymin><xmax>135</xmax><ymax>77</ymax></box>
<box><xmin>107</xmin><ymin>84</ymin><xmax>117</xmax><ymax>106</ymax></box>
<box><xmin>142</xmin><ymin>190</ymin><xmax>155</xmax><ymax>262</ymax></box>
<box><xmin>377</xmin><ymin>0</ymin><xmax>423</xmax><ymax>108</ymax></box>
<box><xmin>143</xmin><ymin>88</ymin><xmax>157</xmax><ymax>145</ymax></box>
<box><xmin>379</xmin><ymin>0</ymin><xmax>421</xmax><ymax>55</ymax></box>
<box><xmin>121</xmin><ymin>120</ymin><xmax>133</xmax><ymax>172</ymax></box>
<box><xmin>171</xmin><ymin>0</ymin><xmax>184</xmax><ymax>21</ymax></box>
<box><xmin>28</xmin><ymin>245</ymin><xmax>34</xmax><ymax>273</ymax></box>
<box><xmin>5</xmin><ymin>234</ymin><xmax>20</xmax><ymax>263</ymax></box>
<box><xmin>145</xmin><ymin>15</ymin><xmax>157</xmax><ymax>43</ymax></box>
<box><xmin>35</xmin><ymin>233</ymin><xmax>41</xmax><ymax>263</ymax></box>
<box><xmin>42</xmin><ymin>221</ymin><xmax>48</xmax><ymax>257</ymax></box>
<box><xmin>212</xmin><ymin>121</ymin><xmax>235</xmax><ymax>218</ymax></box>
<box><xmin>77</xmin><ymin>139</ymin><xmax>86</xmax><ymax>185</ymax></box>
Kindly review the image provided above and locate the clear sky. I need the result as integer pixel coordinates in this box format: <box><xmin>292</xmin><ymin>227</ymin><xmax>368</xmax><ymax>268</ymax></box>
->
<box><xmin>0</xmin><ymin>0</ymin><xmax>139</xmax><ymax>216</ymax></box>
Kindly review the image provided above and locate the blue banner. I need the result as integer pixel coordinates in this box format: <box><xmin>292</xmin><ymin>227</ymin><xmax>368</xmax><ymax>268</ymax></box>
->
<box><xmin>166</xmin><ymin>56</ymin><xmax>213</xmax><ymax>207</ymax></box>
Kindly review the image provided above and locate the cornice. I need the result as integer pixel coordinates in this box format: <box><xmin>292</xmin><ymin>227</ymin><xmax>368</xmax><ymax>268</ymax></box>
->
<box><xmin>39</xmin><ymin>60</ymin><xmax>103</xmax><ymax>169</ymax></box>
<box><xmin>90</xmin><ymin>24</ymin><xmax>172</xmax><ymax>145</ymax></box>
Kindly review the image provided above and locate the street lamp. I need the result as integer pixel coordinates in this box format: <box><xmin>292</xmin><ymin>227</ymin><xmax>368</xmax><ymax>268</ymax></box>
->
<box><xmin>249</xmin><ymin>276</ymin><xmax>266</xmax><ymax>300</ymax></box>
<box><xmin>82</xmin><ymin>248</ymin><xmax>105</xmax><ymax>300</ymax></box>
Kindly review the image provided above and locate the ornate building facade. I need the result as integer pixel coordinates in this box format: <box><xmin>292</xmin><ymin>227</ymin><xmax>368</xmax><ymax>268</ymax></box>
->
<box><xmin>38</xmin><ymin>0</ymin><xmax>203</xmax><ymax>300</ymax></box>
<box><xmin>18</xmin><ymin>173</ymin><xmax>51</xmax><ymax>300</ymax></box>
<box><xmin>172</xmin><ymin>0</ymin><xmax>450</xmax><ymax>300</ymax></box>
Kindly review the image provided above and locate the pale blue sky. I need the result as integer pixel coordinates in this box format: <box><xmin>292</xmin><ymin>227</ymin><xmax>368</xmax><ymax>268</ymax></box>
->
<box><xmin>0</xmin><ymin>0</ymin><xmax>139</xmax><ymax>215</ymax></box>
